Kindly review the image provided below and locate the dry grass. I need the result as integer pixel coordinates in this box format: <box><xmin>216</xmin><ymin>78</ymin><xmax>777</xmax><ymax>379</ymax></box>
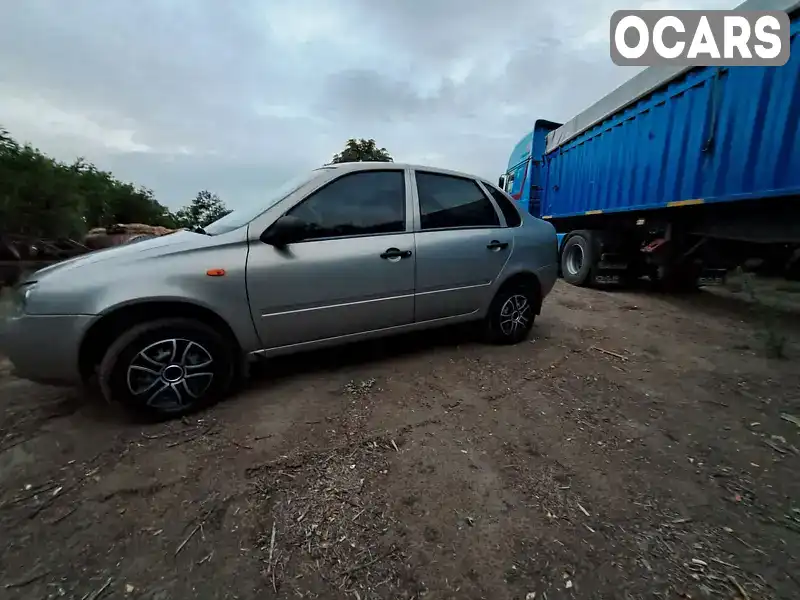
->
<box><xmin>247</xmin><ymin>437</ymin><xmax>408</xmax><ymax>598</ymax></box>
<box><xmin>712</xmin><ymin>269</ymin><xmax>796</xmax><ymax>359</ymax></box>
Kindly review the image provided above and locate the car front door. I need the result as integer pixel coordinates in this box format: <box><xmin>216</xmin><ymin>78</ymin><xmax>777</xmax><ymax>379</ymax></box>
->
<box><xmin>412</xmin><ymin>170</ymin><xmax>513</xmax><ymax>322</ymax></box>
<box><xmin>246</xmin><ymin>168</ymin><xmax>416</xmax><ymax>351</ymax></box>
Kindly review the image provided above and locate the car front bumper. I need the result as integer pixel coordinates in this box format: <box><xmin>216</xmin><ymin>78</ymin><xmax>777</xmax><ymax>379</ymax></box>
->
<box><xmin>0</xmin><ymin>313</ymin><xmax>96</xmax><ymax>386</ymax></box>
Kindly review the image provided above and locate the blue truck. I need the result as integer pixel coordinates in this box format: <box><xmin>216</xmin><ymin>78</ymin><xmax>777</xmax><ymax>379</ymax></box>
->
<box><xmin>499</xmin><ymin>0</ymin><xmax>800</xmax><ymax>289</ymax></box>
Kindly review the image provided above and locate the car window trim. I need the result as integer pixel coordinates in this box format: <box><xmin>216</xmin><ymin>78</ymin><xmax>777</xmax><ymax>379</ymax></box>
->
<box><xmin>262</xmin><ymin>167</ymin><xmax>411</xmax><ymax>244</ymax></box>
<box><xmin>413</xmin><ymin>225</ymin><xmax>501</xmax><ymax>233</ymax></box>
<box><xmin>277</xmin><ymin>230</ymin><xmax>412</xmax><ymax>245</ymax></box>
<box><xmin>411</xmin><ymin>169</ymin><xmax>503</xmax><ymax>232</ymax></box>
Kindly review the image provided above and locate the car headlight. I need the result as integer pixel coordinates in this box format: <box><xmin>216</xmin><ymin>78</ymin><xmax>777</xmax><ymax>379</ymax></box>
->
<box><xmin>12</xmin><ymin>283</ymin><xmax>36</xmax><ymax>315</ymax></box>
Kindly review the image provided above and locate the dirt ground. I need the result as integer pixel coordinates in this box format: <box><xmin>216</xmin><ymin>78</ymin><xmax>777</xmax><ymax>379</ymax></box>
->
<box><xmin>1</xmin><ymin>280</ymin><xmax>799</xmax><ymax>600</ymax></box>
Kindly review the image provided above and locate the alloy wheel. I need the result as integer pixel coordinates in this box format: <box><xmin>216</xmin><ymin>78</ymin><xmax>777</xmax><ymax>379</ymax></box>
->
<box><xmin>499</xmin><ymin>294</ymin><xmax>531</xmax><ymax>337</ymax></box>
<box><xmin>126</xmin><ymin>338</ymin><xmax>215</xmax><ymax>413</ymax></box>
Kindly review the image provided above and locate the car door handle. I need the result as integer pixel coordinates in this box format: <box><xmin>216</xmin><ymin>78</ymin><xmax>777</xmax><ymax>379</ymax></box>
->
<box><xmin>486</xmin><ymin>240</ymin><xmax>509</xmax><ymax>251</ymax></box>
<box><xmin>380</xmin><ymin>248</ymin><xmax>412</xmax><ymax>259</ymax></box>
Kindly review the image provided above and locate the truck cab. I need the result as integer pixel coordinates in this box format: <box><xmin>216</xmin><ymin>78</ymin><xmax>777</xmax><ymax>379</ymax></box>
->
<box><xmin>498</xmin><ymin>120</ymin><xmax>561</xmax><ymax>218</ymax></box>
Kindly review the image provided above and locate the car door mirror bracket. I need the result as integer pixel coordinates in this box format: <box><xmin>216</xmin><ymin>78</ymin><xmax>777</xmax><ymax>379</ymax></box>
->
<box><xmin>260</xmin><ymin>215</ymin><xmax>308</xmax><ymax>247</ymax></box>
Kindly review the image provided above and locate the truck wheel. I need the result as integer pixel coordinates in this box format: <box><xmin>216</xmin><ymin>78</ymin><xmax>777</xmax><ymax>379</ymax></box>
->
<box><xmin>98</xmin><ymin>318</ymin><xmax>236</xmax><ymax>420</ymax></box>
<box><xmin>560</xmin><ymin>232</ymin><xmax>596</xmax><ymax>287</ymax></box>
<box><xmin>483</xmin><ymin>283</ymin><xmax>538</xmax><ymax>345</ymax></box>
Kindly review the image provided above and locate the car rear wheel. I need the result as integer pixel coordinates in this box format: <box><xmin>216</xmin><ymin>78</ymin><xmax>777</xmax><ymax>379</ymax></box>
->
<box><xmin>98</xmin><ymin>318</ymin><xmax>236</xmax><ymax>420</ymax></box>
<box><xmin>483</xmin><ymin>283</ymin><xmax>538</xmax><ymax>345</ymax></box>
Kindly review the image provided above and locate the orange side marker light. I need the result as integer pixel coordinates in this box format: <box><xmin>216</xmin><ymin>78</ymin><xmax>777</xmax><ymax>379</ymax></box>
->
<box><xmin>206</xmin><ymin>268</ymin><xmax>226</xmax><ymax>277</ymax></box>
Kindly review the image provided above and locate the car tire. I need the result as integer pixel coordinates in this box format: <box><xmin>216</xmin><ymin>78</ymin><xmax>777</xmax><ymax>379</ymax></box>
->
<box><xmin>560</xmin><ymin>231</ymin><xmax>596</xmax><ymax>287</ymax></box>
<box><xmin>98</xmin><ymin>318</ymin><xmax>236</xmax><ymax>420</ymax></box>
<box><xmin>483</xmin><ymin>283</ymin><xmax>538</xmax><ymax>345</ymax></box>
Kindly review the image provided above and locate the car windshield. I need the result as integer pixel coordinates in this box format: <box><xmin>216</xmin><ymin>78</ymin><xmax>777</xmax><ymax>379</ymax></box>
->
<box><xmin>202</xmin><ymin>169</ymin><xmax>326</xmax><ymax>235</ymax></box>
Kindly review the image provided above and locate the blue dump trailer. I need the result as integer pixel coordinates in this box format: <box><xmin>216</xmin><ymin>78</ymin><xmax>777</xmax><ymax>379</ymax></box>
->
<box><xmin>500</xmin><ymin>0</ymin><xmax>800</xmax><ymax>289</ymax></box>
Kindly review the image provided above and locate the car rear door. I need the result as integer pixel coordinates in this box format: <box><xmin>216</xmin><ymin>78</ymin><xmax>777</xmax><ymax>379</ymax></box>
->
<box><xmin>411</xmin><ymin>170</ymin><xmax>512</xmax><ymax>323</ymax></box>
<box><xmin>246</xmin><ymin>168</ymin><xmax>416</xmax><ymax>350</ymax></box>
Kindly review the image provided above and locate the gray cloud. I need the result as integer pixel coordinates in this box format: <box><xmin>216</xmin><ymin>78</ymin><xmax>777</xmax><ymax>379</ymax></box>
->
<box><xmin>0</xmin><ymin>0</ymin><xmax>733</xmax><ymax>210</ymax></box>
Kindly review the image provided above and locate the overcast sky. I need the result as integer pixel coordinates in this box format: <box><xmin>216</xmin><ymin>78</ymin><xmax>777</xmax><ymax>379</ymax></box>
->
<box><xmin>0</xmin><ymin>0</ymin><xmax>733</xmax><ymax>210</ymax></box>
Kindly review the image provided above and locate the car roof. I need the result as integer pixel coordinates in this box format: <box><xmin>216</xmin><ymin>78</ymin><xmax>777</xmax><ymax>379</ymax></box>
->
<box><xmin>317</xmin><ymin>161</ymin><xmax>491</xmax><ymax>183</ymax></box>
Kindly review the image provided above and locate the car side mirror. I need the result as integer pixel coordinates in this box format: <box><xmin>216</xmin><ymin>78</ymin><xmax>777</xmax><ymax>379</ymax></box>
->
<box><xmin>498</xmin><ymin>175</ymin><xmax>506</xmax><ymax>189</ymax></box>
<box><xmin>260</xmin><ymin>215</ymin><xmax>307</xmax><ymax>247</ymax></box>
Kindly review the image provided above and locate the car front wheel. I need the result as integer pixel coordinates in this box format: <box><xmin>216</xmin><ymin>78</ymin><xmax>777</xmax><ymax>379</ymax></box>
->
<box><xmin>98</xmin><ymin>318</ymin><xmax>236</xmax><ymax>420</ymax></box>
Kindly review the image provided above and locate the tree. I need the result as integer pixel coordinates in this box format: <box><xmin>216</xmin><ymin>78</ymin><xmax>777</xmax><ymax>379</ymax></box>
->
<box><xmin>173</xmin><ymin>190</ymin><xmax>232</xmax><ymax>230</ymax></box>
<box><xmin>0</xmin><ymin>126</ymin><xmax>16</xmax><ymax>150</ymax></box>
<box><xmin>0</xmin><ymin>125</ymin><xmax>178</xmax><ymax>239</ymax></box>
<box><xmin>329</xmin><ymin>138</ymin><xmax>393</xmax><ymax>164</ymax></box>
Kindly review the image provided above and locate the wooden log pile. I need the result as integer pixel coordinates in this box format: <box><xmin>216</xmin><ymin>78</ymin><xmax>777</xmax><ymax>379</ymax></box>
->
<box><xmin>83</xmin><ymin>223</ymin><xmax>179</xmax><ymax>250</ymax></box>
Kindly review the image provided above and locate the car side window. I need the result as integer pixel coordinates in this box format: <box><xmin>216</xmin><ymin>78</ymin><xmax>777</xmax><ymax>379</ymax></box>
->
<box><xmin>415</xmin><ymin>171</ymin><xmax>500</xmax><ymax>230</ymax></box>
<box><xmin>286</xmin><ymin>170</ymin><xmax>406</xmax><ymax>241</ymax></box>
<box><xmin>483</xmin><ymin>182</ymin><xmax>522</xmax><ymax>227</ymax></box>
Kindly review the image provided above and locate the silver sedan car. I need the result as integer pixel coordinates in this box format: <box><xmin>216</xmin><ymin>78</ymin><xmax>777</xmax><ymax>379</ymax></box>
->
<box><xmin>1</xmin><ymin>162</ymin><xmax>558</xmax><ymax>419</ymax></box>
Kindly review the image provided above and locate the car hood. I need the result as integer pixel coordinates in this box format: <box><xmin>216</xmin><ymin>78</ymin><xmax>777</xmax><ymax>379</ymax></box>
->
<box><xmin>28</xmin><ymin>231</ymin><xmax>204</xmax><ymax>281</ymax></box>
